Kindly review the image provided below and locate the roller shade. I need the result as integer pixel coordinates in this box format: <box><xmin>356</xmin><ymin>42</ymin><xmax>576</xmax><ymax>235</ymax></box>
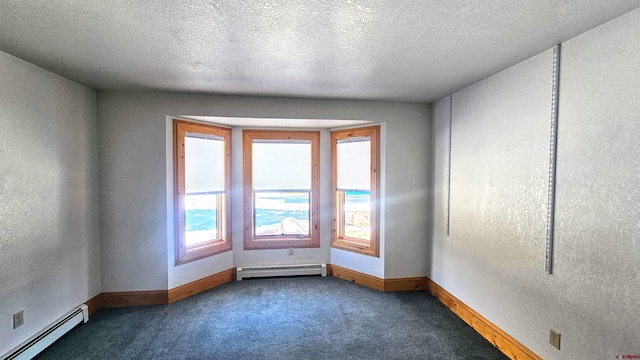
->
<box><xmin>185</xmin><ymin>134</ymin><xmax>225</xmax><ymax>194</ymax></box>
<box><xmin>253</xmin><ymin>140</ymin><xmax>311</xmax><ymax>191</ymax></box>
<box><xmin>337</xmin><ymin>137</ymin><xmax>370</xmax><ymax>191</ymax></box>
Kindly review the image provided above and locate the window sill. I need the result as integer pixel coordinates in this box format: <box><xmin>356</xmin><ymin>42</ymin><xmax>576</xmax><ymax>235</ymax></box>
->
<box><xmin>331</xmin><ymin>238</ymin><xmax>379</xmax><ymax>257</ymax></box>
<box><xmin>244</xmin><ymin>236</ymin><xmax>319</xmax><ymax>250</ymax></box>
<box><xmin>176</xmin><ymin>240</ymin><xmax>232</xmax><ymax>265</ymax></box>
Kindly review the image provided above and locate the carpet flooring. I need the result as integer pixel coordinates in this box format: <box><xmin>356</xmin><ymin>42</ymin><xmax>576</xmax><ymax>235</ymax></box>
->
<box><xmin>38</xmin><ymin>276</ymin><xmax>508</xmax><ymax>359</ymax></box>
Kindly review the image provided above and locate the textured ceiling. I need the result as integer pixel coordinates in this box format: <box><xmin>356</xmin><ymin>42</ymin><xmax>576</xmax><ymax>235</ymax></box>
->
<box><xmin>1</xmin><ymin>1</ymin><xmax>639</xmax><ymax>102</ymax></box>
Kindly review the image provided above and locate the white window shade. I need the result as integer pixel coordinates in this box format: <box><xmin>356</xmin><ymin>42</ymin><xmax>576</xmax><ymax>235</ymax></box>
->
<box><xmin>253</xmin><ymin>141</ymin><xmax>311</xmax><ymax>191</ymax></box>
<box><xmin>185</xmin><ymin>135</ymin><xmax>225</xmax><ymax>194</ymax></box>
<box><xmin>337</xmin><ymin>138</ymin><xmax>370</xmax><ymax>191</ymax></box>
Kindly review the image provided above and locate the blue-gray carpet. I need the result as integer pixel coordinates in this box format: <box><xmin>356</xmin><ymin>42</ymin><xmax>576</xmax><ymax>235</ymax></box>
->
<box><xmin>38</xmin><ymin>277</ymin><xmax>508</xmax><ymax>359</ymax></box>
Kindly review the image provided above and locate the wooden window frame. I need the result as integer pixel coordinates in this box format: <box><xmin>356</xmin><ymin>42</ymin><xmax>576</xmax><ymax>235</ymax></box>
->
<box><xmin>331</xmin><ymin>125</ymin><xmax>380</xmax><ymax>257</ymax></box>
<box><xmin>174</xmin><ymin>120</ymin><xmax>232</xmax><ymax>265</ymax></box>
<box><xmin>243</xmin><ymin>130</ymin><xmax>320</xmax><ymax>250</ymax></box>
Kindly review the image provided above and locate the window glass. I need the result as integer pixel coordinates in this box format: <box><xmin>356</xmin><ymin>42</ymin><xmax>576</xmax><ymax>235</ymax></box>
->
<box><xmin>337</xmin><ymin>137</ymin><xmax>371</xmax><ymax>242</ymax></box>
<box><xmin>243</xmin><ymin>130</ymin><xmax>320</xmax><ymax>250</ymax></box>
<box><xmin>174</xmin><ymin>120</ymin><xmax>232</xmax><ymax>265</ymax></box>
<box><xmin>343</xmin><ymin>190</ymin><xmax>370</xmax><ymax>241</ymax></box>
<box><xmin>185</xmin><ymin>193</ymin><xmax>218</xmax><ymax>246</ymax></box>
<box><xmin>254</xmin><ymin>191</ymin><xmax>310</xmax><ymax>236</ymax></box>
<box><xmin>331</xmin><ymin>126</ymin><xmax>380</xmax><ymax>257</ymax></box>
<box><xmin>184</xmin><ymin>135</ymin><xmax>225</xmax><ymax>246</ymax></box>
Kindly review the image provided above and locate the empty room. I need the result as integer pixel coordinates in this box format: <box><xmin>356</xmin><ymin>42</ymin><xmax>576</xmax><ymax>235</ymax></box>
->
<box><xmin>1</xmin><ymin>1</ymin><xmax>639</xmax><ymax>359</ymax></box>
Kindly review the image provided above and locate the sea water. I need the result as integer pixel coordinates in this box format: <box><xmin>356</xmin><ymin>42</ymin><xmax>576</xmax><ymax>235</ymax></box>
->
<box><xmin>185</xmin><ymin>191</ymin><xmax>370</xmax><ymax>235</ymax></box>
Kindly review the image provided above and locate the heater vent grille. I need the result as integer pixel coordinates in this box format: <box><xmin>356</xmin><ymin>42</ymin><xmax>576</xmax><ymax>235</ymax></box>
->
<box><xmin>2</xmin><ymin>305</ymin><xmax>88</xmax><ymax>360</ymax></box>
<box><xmin>237</xmin><ymin>264</ymin><xmax>327</xmax><ymax>281</ymax></box>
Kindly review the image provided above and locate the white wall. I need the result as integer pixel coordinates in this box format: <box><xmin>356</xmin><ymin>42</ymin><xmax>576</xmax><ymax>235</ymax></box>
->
<box><xmin>98</xmin><ymin>93</ymin><xmax>431</xmax><ymax>290</ymax></box>
<box><xmin>430</xmin><ymin>8</ymin><xmax>640</xmax><ymax>360</ymax></box>
<box><xmin>0</xmin><ymin>51</ymin><xmax>100</xmax><ymax>355</ymax></box>
<box><xmin>383</xmin><ymin>110</ymin><xmax>431</xmax><ymax>279</ymax></box>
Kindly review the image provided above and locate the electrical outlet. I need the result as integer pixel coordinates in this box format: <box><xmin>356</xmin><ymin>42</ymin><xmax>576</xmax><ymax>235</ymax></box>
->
<box><xmin>550</xmin><ymin>329</ymin><xmax>561</xmax><ymax>350</ymax></box>
<box><xmin>289</xmin><ymin>247</ymin><xmax>294</xmax><ymax>256</ymax></box>
<box><xmin>13</xmin><ymin>310</ymin><xmax>24</xmax><ymax>329</ymax></box>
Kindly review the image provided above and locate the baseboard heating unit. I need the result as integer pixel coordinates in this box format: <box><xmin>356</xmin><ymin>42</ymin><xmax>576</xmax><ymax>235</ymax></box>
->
<box><xmin>2</xmin><ymin>304</ymin><xmax>89</xmax><ymax>360</ymax></box>
<box><xmin>237</xmin><ymin>264</ymin><xmax>327</xmax><ymax>281</ymax></box>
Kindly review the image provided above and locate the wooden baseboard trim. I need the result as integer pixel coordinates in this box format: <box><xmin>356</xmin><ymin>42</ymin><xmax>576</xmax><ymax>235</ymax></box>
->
<box><xmin>327</xmin><ymin>266</ymin><xmax>538</xmax><ymax>359</ymax></box>
<box><xmin>92</xmin><ymin>268</ymin><xmax>236</xmax><ymax>310</ymax></box>
<box><xmin>383</xmin><ymin>277</ymin><xmax>428</xmax><ymax>292</ymax></box>
<box><xmin>426</xmin><ymin>279</ymin><xmax>541</xmax><ymax>360</ymax></box>
<box><xmin>328</xmin><ymin>264</ymin><xmax>385</xmax><ymax>291</ymax></box>
<box><xmin>168</xmin><ymin>268</ymin><xmax>236</xmax><ymax>303</ymax></box>
<box><xmin>101</xmin><ymin>290</ymin><xmax>168</xmax><ymax>308</ymax></box>
<box><xmin>327</xmin><ymin>264</ymin><xmax>428</xmax><ymax>292</ymax></box>
<box><xmin>84</xmin><ymin>294</ymin><xmax>103</xmax><ymax>315</ymax></box>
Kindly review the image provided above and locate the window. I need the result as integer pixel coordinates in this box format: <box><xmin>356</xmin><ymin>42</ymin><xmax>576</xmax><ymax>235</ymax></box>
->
<box><xmin>174</xmin><ymin>120</ymin><xmax>232</xmax><ymax>265</ymax></box>
<box><xmin>243</xmin><ymin>130</ymin><xmax>320</xmax><ymax>249</ymax></box>
<box><xmin>331</xmin><ymin>126</ymin><xmax>380</xmax><ymax>257</ymax></box>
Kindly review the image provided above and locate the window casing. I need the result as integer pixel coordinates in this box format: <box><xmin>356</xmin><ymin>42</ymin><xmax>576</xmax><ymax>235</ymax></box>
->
<box><xmin>174</xmin><ymin>120</ymin><xmax>232</xmax><ymax>265</ymax></box>
<box><xmin>331</xmin><ymin>126</ymin><xmax>380</xmax><ymax>257</ymax></box>
<box><xmin>243</xmin><ymin>130</ymin><xmax>320</xmax><ymax>249</ymax></box>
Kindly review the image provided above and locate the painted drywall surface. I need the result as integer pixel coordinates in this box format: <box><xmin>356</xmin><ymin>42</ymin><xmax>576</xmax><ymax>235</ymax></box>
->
<box><xmin>430</xmin><ymin>8</ymin><xmax>640</xmax><ymax>360</ymax></box>
<box><xmin>551</xmin><ymin>9</ymin><xmax>640</xmax><ymax>358</ymax></box>
<box><xmin>98</xmin><ymin>92</ymin><xmax>430</xmax><ymax>290</ymax></box>
<box><xmin>0</xmin><ymin>51</ymin><xmax>99</xmax><ymax>355</ymax></box>
<box><xmin>430</xmin><ymin>50</ymin><xmax>552</xmax><ymax>353</ymax></box>
<box><xmin>383</xmin><ymin>106</ymin><xmax>431</xmax><ymax>279</ymax></box>
<box><xmin>442</xmin><ymin>48</ymin><xmax>552</xmax><ymax>355</ymax></box>
<box><xmin>97</xmin><ymin>93</ymin><xmax>170</xmax><ymax>291</ymax></box>
<box><xmin>430</xmin><ymin>47</ymin><xmax>553</xmax><ymax>356</ymax></box>
<box><xmin>429</xmin><ymin>97</ymin><xmax>448</xmax><ymax>282</ymax></box>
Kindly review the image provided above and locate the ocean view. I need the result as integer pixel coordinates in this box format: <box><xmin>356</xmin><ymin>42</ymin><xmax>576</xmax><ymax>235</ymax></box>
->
<box><xmin>185</xmin><ymin>191</ymin><xmax>370</xmax><ymax>244</ymax></box>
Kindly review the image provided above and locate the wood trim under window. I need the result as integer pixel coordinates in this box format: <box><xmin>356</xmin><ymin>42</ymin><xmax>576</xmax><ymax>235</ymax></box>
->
<box><xmin>331</xmin><ymin>125</ymin><xmax>380</xmax><ymax>257</ymax></box>
<box><xmin>174</xmin><ymin>120</ymin><xmax>232</xmax><ymax>265</ymax></box>
<box><xmin>243</xmin><ymin>130</ymin><xmax>320</xmax><ymax>250</ymax></box>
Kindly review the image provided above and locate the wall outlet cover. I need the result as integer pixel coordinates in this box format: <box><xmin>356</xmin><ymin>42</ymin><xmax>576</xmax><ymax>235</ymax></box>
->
<box><xmin>550</xmin><ymin>329</ymin><xmax>561</xmax><ymax>350</ymax></box>
<box><xmin>13</xmin><ymin>310</ymin><xmax>24</xmax><ymax>329</ymax></box>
